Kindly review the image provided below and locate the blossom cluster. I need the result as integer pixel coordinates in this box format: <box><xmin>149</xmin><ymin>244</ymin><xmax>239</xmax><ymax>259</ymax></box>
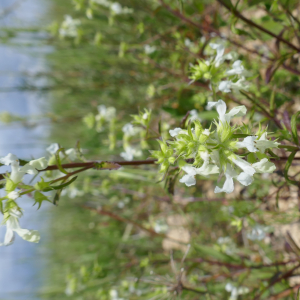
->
<box><xmin>0</xmin><ymin>154</ymin><xmax>48</xmax><ymax>246</ymax></box>
<box><xmin>189</xmin><ymin>43</ymin><xmax>251</xmax><ymax>93</ymax></box>
<box><xmin>59</xmin><ymin>15</ymin><xmax>81</xmax><ymax>38</ymax></box>
<box><xmin>152</xmin><ymin>100</ymin><xmax>279</xmax><ymax>194</ymax></box>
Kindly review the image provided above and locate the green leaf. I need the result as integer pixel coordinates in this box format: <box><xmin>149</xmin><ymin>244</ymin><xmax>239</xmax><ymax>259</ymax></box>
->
<box><xmin>93</xmin><ymin>162</ymin><xmax>121</xmax><ymax>170</ymax></box>
<box><xmin>291</xmin><ymin>111</ymin><xmax>300</xmax><ymax>145</ymax></box>
<box><xmin>284</xmin><ymin>150</ymin><xmax>298</xmax><ymax>186</ymax></box>
<box><xmin>43</xmin><ymin>176</ymin><xmax>78</xmax><ymax>191</ymax></box>
<box><xmin>34</xmin><ymin>191</ymin><xmax>51</xmax><ymax>209</ymax></box>
<box><xmin>193</xmin><ymin>243</ymin><xmax>240</xmax><ymax>263</ymax></box>
<box><xmin>55</xmin><ymin>148</ymin><xmax>69</xmax><ymax>174</ymax></box>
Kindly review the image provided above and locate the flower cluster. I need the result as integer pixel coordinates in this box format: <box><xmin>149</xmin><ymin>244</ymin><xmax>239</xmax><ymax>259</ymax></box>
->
<box><xmin>189</xmin><ymin>43</ymin><xmax>250</xmax><ymax>93</ymax></box>
<box><xmin>91</xmin><ymin>0</ymin><xmax>133</xmax><ymax>15</ymax></box>
<box><xmin>0</xmin><ymin>154</ymin><xmax>49</xmax><ymax>246</ymax></box>
<box><xmin>153</xmin><ymin>100</ymin><xmax>279</xmax><ymax>194</ymax></box>
<box><xmin>59</xmin><ymin>15</ymin><xmax>81</xmax><ymax>38</ymax></box>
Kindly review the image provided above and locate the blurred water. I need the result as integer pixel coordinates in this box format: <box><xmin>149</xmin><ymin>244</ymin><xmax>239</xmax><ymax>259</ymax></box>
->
<box><xmin>0</xmin><ymin>1</ymin><xmax>52</xmax><ymax>299</ymax></box>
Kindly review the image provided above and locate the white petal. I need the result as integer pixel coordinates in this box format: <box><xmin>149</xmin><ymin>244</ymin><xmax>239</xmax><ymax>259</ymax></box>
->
<box><xmin>196</xmin><ymin>164</ymin><xmax>219</xmax><ymax>176</ymax></box>
<box><xmin>232</xmin><ymin>156</ymin><xmax>255</xmax><ymax>176</ymax></box>
<box><xmin>215</xmin><ymin>173</ymin><xmax>234</xmax><ymax>194</ymax></box>
<box><xmin>19</xmin><ymin>164</ymin><xmax>38</xmax><ymax>175</ymax></box>
<box><xmin>182</xmin><ymin>166</ymin><xmax>197</xmax><ymax>176</ymax></box>
<box><xmin>203</xmin><ymin>129</ymin><xmax>210</xmax><ymax>136</ymax></box>
<box><xmin>207</xmin><ymin>100</ymin><xmax>227</xmax><ymax>123</ymax></box>
<box><xmin>252</xmin><ymin>158</ymin><xmax>276</xmax><ymax>173</ymax></box>
<box><xmin>225</xmin><ymin>283</ymin><xmax>234</xmax><ymax>292</ymax></box>
<box><xmin>46</xmin><ymin>143</ymin><xmax>59</xmax><ymax>154</ymax></box>
<box><xmin>237</xmin><ymin>172</ymin><xmax>253</xmax><ymax>186</ymax></box>
<box><xmin>65</xmin><ymin>149</ymin><xmax>77</xmax><ymax>161</ymax></box>
<box><xmin>179</xmin><ymin>174</ymin><xmax>196</xmax><ymax>186</ymax></box>
<box><xmin>236</xmin><ymin>136</ymin><xmax>258</xmax><ymax>152</ymax></box>
<box><xmin>169</xmin><ymin>128</ymin><xmax>182</xmax><ymax>137</ymax></box>
<box><xmin>15</xmin><ymin>228</ymin><xmax>40</xmax><ymax>243</ymax></box>
<box><xmin>7</xmin><ymin>191</ymin><xmax>20</xmax><ymax>200</ymax></box>
<box><xmin>3</xmin><ymin>228</ymin><xmax>14</xmax><ymax>246</ymax></box>
<box><xmin>0</xmin><ymin>153</ymin><xmax>18</xmax><ymax>166</ymax></box>
<box><xmin>219</xmin><ymin>81</ymin><xmax>232</xmax><ymax>93</ymax></box>
<box><xmin>29</xmin><ymin>157</ymin><xmax>48</xmax><ymax>170</ymax></box>
<box><xmin>225</xmin><ymin>105</ymin><xmax>247</xmax><ymax>123</ymax></box>
<box><xmin>256</xmin><ymin>133</ymin><xmax>280</xmax><ymax>153</ymax></box>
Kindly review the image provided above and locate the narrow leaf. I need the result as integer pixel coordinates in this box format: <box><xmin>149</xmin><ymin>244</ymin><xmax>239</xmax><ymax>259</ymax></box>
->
<box><xmin>43</xmin><ymin>176</ymin><xmax>78</xmax><ymax>191</ymax></box>
<box><xmin>291</xmin><ymin>111</ymin><xmax>300</xmax><ymax>145</ymax></box>
<box><xmin>284</xmin><ymin>150</ymin><xmax>298</xmax><ymax>186</ymax></box>
<box><xmin>55</xmin><ymin>148</ymin><xmax>69</xmax><ymax>174</ymax></box>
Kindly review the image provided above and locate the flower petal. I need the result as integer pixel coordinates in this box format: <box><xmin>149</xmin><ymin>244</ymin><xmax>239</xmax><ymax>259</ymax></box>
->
<box><xmin>179</xmin><ymin>174</ymin><xmax>196</xmax><ymax>186</ymax></box>
<box><xmin>215</xmin><ymin>172</ymin><xmax>234</xmax><ymax>194</ymax></box>
<box><xmin>231</xmin><ymin>156</ymin><xmax>255</xmax><ymax>176</ymax></box>
<box><xmin>237</xmin><ymin>172</ymin><xmax>253</xmax><ymax>186</ymax></box>
<box><xmin>256</xmin><ymin>133</ymin><xmax>280</xmax><ymax>153</ymax></box>
<box><xmin>15</xmin><ymin>228</ymin><xmax>40</xmax><ymax>243</ymax></box>
<box><xmin>219</xmin><ymin>81</ymin><xmax>232</xmax><ymax>93</ymax></box>
<box><xmin>252</xmin><ymin>158</ymin><xmax>276</xmax><ymax>173</ymax></box>
<box><xmin>29</xmin><ymin>157</ymin><xmax>48</xmax><ymax>170</ymax></box>
<box><xmin>46</xmin><ymin>143</ymin><xmax>59</xmax><ymax>154</ymax></box>
<box><xmin>0</xmin><ymin>153</ymin><xmax>18</xmax><ymax>166</ymax></box>
<box><xmin>236</xmin><ymin>136</ymin><xmax>258</xmax><ymax>152</ymax></box>
<box><xmin>207</xmin><ymin>100</ymin><xmax>227</xmax><ymax>123</ymax></box>
<box><xmin>169</xmin><ymin>128</ymin><xmax>182</xmax><ymax>137</ymax></box>
<box><xmin>225</xmin><ymin>105</ymin><xmax>247</xmax><ymax>123</ymax></box>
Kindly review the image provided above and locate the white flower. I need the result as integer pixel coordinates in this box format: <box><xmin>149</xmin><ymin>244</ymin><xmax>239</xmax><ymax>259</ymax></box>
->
<box><xmin>180</xmin><ymin>153</ymin><xmax>219</xmax><ymax>187</ymax></box>
<box><xmin>169</xmin><ymin>127</ymin><xmax>183</xmax><ymax>137</ymax></box>
<box><xmin>203</xmin><ymin>129</ymin><xmax>210</xmax><ymax>136</ymax></box>
<box><xmin>225</xmin><ymin>283</ymin><xmax>249</xmax><ymax>300</ymax></box>
<box><xmin>247</xmin><ymin>224</ymin><xmax>268</xmax><ymax>241</ymax></box>
<box><xmin>0</xmin><ymin>153</ymin><xmax>48</xmax><ymax>183</ymax></box>
<box><xmin>144</xmin><ymin>45</ymin><xmax>156</xmax><ymax>54</ymax></box>
<box><xmin>97</xmin><ymin>105</ymin><xmax>116</xmax><ymax>120</ymax></box>
<box><xmin>236</xmin><ymin>136</ymin><xmax>258</xmax><ymax>152</ymax></box>
<box><xmin>122</xmin><ymin>123</ymin><xmax>140</xmax><ymax>136</ymax></box>
<box><xmin>59</xmin><ymin>15</ymin><xmax>81</xmax><ymax>38</ymax></box>
<box><xmin>256</xmin><ymin>132</ymin><xmax>280</xmax><ymax>153</ymax></box>
<box><xmin>0</xmin><ymin>208</ymin><xmax>40</xmax><ymax>246</ymax></box>
<box><xmin>46</xmin><ymin>143</ymin><xmax>60</xmax><ymax>155</ymax></box>
<box><xmin>184</xmin><ymin>38</ymin><xmax>192</xmax><ymax>47</ymax></box>
<box><xmin>210</xmin><ymin>43</ymin><xmax>225</xmax><ymax>67</ymax></box>
<box><xmin>214</xmin><ymin>164</ymin><xmax>237</xmax><ymax>194</ymax></box>
<box><xmin>65</xmin><ymin>148</ymin><xmax>77</xmax><ymax>161</ymax></box>
<box><xmin>226</xmin><ymin>60</ymin><xmax>251</xmax><ymax>77</ymax></box>
<box><xmin>120</xmin><ymin>146</ymin><xmax>142</xmax><ymax>161</ymax></box>
<box><xmin>46</xmin><ymin>143</ymin><xmax>77</xmax><ymax>160</ymax></box>
<box><xmin>231</xmin><ymin>156</ymin><xmax>255</xmax><ymax>177</ymax></box>
<box><xmin>219</xmin><ymin>77</ymin><xmax>248</xmax><ymax>93</ymax></box>
<box><xmin>189</xmin><ymin>109</ymin><xmax>200</xmax><ymax>121</ymax></box>
<box><xmin>7</xmin><ymin>191</ymin><xmax>20</xmax><ymax>200</ymax></box>
<box><xmin>252</xmin><ymin>158</ymin><xmax>276</xmax><ymax>173</ymax></box>
<box><xmin>111</xmin><ymin>2</ymin><xmax>122</xmax><ymax>14</ymax></box>
<box><xmin>207</xmin><ymin>100</ymin><xmax>246</xmax><ymax>124</ymax></box>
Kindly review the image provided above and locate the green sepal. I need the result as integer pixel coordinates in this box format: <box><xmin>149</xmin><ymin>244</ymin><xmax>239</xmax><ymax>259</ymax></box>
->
<box><xmin>34</xmin><ymin>177</ymin><xmax>50</xmax><ymax>191</ymax></box>
<box><xmin>33</xmin><ymin>191</ymin><xmax>51</xmax><ymax>209</ymax></box>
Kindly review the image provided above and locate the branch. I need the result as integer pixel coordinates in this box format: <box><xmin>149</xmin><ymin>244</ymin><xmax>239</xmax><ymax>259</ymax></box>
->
<box><xmin>217</xmin><ymin>0</ymin><xmax>300</xmax><ymax>53</ymax></box>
